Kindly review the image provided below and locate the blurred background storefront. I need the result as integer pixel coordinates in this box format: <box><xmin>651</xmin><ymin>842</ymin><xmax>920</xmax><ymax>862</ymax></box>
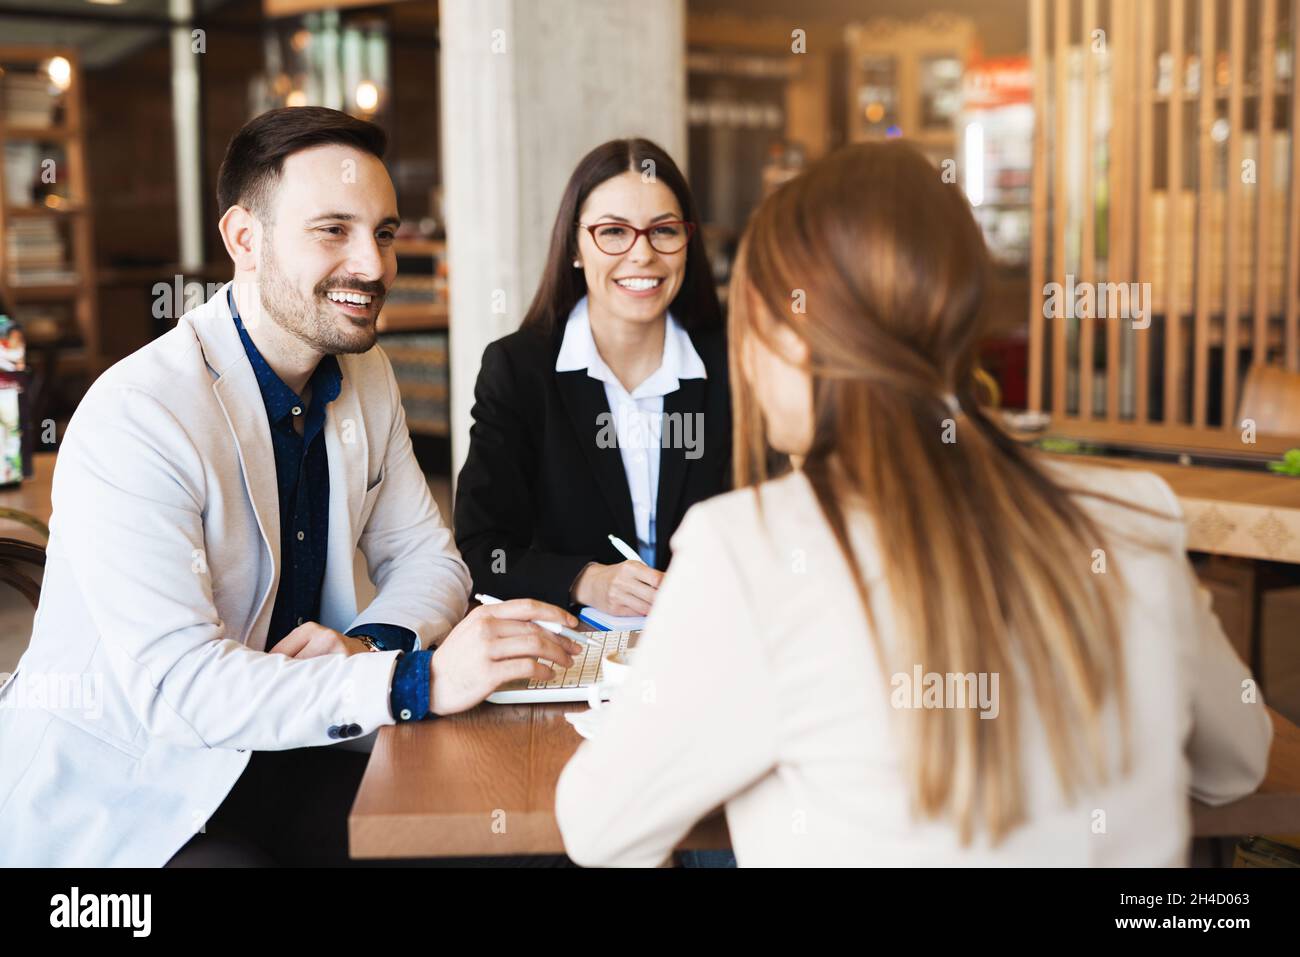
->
<box><xmin>0</xmin><ymin>0</ymin><xmax>1035</xmax><ymax>477</ymax></box>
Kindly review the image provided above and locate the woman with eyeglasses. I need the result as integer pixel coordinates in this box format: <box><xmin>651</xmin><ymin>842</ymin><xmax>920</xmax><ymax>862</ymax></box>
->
<box><xmin>454</xmin><ymin>139</ymin><xmax>730</xmax><ymax>617</ymax></box>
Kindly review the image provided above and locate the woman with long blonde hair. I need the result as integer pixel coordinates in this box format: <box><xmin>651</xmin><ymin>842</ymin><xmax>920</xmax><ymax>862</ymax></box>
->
<box><xmin>556</xmin><ymin>141</ymin><xmax>1271</xmax><ymax>866</ymax></box>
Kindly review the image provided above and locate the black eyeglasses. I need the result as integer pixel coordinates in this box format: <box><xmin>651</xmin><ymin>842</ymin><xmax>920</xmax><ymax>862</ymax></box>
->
<box><xmin>577</xmin><ymin>220</ymin><xmax>696</xmax><ymax>255</ymax></box>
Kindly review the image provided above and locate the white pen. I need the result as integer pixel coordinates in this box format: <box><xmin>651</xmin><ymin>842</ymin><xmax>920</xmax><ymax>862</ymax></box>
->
<box><xmin>474</xmin><ymin>593</ymin><xmax>602</xmax><ymax>648</ymax></box>
<box><xmin>607</xmin><ymin>533</ymin><xmax>645</xmax><ymax>564</ymax></box>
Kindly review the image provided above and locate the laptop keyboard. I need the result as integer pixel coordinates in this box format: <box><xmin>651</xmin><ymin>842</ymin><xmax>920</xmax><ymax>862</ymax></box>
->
<box><xmin>526</xmin><ymin>630</ymin><xmax>633</xmax><ymax>690</ymax></box>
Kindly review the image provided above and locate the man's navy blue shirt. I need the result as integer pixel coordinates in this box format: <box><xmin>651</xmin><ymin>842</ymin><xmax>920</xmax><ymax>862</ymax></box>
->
<box><xmin>229</xmin><ymin>289</ymin><xmax>432</xmax><ymax>722</ymax></box>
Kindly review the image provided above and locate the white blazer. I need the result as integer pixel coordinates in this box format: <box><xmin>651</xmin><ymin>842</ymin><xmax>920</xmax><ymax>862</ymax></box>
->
<box><xmin>0</xmin><ymin>282</ymin><xmax>470</xmax><ymax>866</ymax></box>
<box><xmin>556</xmin><ymin>462</ymin><xmax>1273</xmax><ymax>866</ymax></box>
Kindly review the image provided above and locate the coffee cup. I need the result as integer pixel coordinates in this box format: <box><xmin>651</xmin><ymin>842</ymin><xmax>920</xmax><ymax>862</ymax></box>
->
<box><xmin>586</xmin><ymin>648</ymin><xmax>636</xmax><ymax>710</ymax></box>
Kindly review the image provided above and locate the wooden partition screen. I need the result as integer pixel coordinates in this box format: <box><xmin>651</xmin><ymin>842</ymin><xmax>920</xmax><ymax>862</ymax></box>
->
<box><xmin>1029</xmin><ymin>0</ymin><xmax>1300</xmax><ymax>435</ymax></box>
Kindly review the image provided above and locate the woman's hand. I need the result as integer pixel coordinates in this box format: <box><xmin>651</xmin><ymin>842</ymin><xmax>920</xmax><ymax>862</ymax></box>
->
<box><xmin>429</xmin><ymin>599</ymin><xmax>584</xmax><ymax>716</ymax></box>
<box><xmin>572</xmin><ymin>561</ymin><xmax>664</xmax><ymax>617</ymax></box>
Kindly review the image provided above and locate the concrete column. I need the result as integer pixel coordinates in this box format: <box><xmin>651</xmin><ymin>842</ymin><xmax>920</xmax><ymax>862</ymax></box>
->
<box><xmin>438</xmin><ymin>0</ymin><xmax>686</xmax><ymax>482</ymax></box>
<box><xmin>169</xmin><ymin>0</ymin><xmax>204</xmax><ymax>271</ymax></box>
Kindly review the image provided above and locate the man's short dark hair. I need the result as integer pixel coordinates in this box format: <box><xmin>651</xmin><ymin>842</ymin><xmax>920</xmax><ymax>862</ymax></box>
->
<box><xmin>216</xmin><ymin>106</ymin><xmax>387</xmax><ymax>221</ymax></box>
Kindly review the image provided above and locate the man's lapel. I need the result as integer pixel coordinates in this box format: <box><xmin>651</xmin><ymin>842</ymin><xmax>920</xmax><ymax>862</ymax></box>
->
<box><xmin>320</xmin><ymin>367</ymin><xmax>368</xmax><ymax>630</ymax></box>
<box><xmin>192</xmin><ymin>283</ymin><xmax>282</xmax><ymax>648</ymax></box>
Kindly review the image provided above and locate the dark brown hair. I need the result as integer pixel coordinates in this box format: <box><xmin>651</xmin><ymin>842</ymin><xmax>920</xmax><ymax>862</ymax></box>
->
<box><xmin>216</xmin><ymin>106</ymin><xmax>387</xmax><ymax>221</ymax></box>
<box><xmin>520</xmin><ymin>138</ymin><xmax>721</xmax><ymax>337</ymax></box>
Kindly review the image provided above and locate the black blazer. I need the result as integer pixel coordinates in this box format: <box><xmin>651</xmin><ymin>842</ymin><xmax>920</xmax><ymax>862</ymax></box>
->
<box><xmin>453</xmin><ymin>320</ymin><xmax>732</xmax><ymax>607</ymax></box>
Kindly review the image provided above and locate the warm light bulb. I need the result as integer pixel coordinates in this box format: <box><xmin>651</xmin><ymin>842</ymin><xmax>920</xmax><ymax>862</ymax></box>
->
<box><xmin>286</xmin><ymin>90</ymin><xmax>307</xmax><ymax>107</ymax></box>
<box><xmin>46</xmin><ymin>56</ymin><xmax>72</xmax><ymax>92</ymax></box>
<box><xmin>355</xmin><ymin>81</ymin><xmax>379</xmax><ymax>113</ymax></box>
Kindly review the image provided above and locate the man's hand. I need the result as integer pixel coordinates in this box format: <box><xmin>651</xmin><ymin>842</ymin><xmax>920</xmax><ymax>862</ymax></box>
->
<box><xmin>429</xmin><ymin>599</ymin><xmax>584</xmax><ymax>716</ymax></box>
<box><xmin>572</xmin><ymin>561</ymin><xmax>664</xmax><ymax>617</ymax></box>
<box><xmin>273</xmin><ymin>621</ymin><xmax>371</xmax><ymax>659</ymax></box>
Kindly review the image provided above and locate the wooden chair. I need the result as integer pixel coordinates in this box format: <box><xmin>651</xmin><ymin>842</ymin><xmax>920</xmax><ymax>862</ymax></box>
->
<box><xmin>1239</xmin><ymin>364</ymin><xmax>1300</xmax><ymax>436</ymax></box>
<box><xmin>1225</xmin><ymin>365</ymin><xmax>1300</xmax><ymax>692</ymax></box>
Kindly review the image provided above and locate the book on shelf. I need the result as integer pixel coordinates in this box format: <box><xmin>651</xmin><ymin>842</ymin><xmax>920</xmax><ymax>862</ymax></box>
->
<box><xmin>378</xmin><ymin>331</ymin><xmax>450</xmax><ymax>433</ymax></box>
<box><xmin>3</xmin><ymin>73</ymin><xmax>60</xmax><ymax>128</ymax></box>
<box><xmin>5</xmin><ymin>218</ymin><xmax>73</xmax><ymax>284</ymax></box>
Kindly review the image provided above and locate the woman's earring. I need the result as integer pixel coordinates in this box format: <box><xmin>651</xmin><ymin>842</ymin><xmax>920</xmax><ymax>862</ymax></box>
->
<box><xmin>573</xmin><ymin>259</ymin><xmax>582</xmax><ymax>269</ymax></box>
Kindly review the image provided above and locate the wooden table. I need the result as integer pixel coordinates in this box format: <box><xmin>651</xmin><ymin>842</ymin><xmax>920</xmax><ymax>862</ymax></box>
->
<box><xmin>349</xmin><ymin>695</ymin><xmax>1300</xmax><ymax>859</ymax></box>
<box><xmin>349</xmin><ymin>699</ymin><xmax>729</xmax><ymax>859</ymax></box>
<box><xmin>1077</xmin><ymin>455</ymin><xmax>1300</xmax><ymax>564</ymax></box>
<box><xmin>352</xmin><ymin>449</ymin><xmax>1300</xmax><ymax>861</ymax></box>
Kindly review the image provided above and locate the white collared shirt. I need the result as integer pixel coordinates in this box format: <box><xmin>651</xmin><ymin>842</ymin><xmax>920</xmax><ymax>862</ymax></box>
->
<box><xmin>555</xmin><ymin>295</ymin><xmax>707</xmax><ymax>564</ymax></box>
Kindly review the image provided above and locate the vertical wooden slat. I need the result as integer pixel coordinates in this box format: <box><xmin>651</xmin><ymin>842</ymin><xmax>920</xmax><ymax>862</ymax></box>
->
<box><xmin>1224</xmin><ymin>0</ymin><xmax>1246</xmax><ymax>425</ymax></box>
<box><xmin>1080</xmin><ymin>0</ymin><xmax>1098</xmax><ymax>419</ymax></box>
<box><xmin>1193</xmin><ymin>0</ymin><xmax>1216</xmax><ymax>427</ymax></box>
<box><xmin>1136</xmin><ymin>0</ymin><xmax>1156</xmax><ymax>422</ymax></box>
<box><xmin>1286</xmin><ymin>0</ymin><xmax>1300</xmax><ymax>371</ymax></box>
<box><xmin>1105</xmin><ymin>0</ymin><xmax>1130</xmax><ymax>420</ymax></box>
<box><xmin>1254</xmin><ymin>0</ymin><xmax>1277</xmax><ymax>366</ymax></box>
<box><xmin>1030</xmin><ymin>0</ymin><xmax>1049</xmax><ymax>411</ymax></box>
<box><xmin>1053</xmin><ymin>0</ymin><xmax>1070</xmax><ymax>416</ymax></box>
<box><xmin>1164</xmin><ymin>0</ymin><xmax>1186</xmax><ymax>423</ymax></box>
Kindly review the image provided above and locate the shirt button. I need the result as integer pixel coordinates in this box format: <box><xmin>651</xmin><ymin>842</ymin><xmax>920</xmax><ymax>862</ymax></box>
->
<box><xmin>297</xmin><ymin>530</ymin><xmax>305</xmax><ymax>541</ymax></box>
<box><xmin>399</xmin><ymin>709</ymin><xmax>412</xmax><ymax>721</ymax></box>
<box><xmin>292</xmin><ymin>406</ymin><xmax>303</xmax><ymax>416</ymax></box>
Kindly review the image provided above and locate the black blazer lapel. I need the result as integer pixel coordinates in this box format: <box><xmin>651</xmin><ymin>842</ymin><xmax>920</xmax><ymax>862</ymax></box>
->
<box><xmin>554</xmin><ymin>369</ymin><xmax>637</xmax><ymax>545</ymax></box>
<box><xmin>654</xmin><ymin>377</ymin><xmax>707</xmax><ymax>568</ymax></box>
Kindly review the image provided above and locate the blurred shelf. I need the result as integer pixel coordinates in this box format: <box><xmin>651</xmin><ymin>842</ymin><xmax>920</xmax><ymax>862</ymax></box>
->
<box><xmin>97</xmin><ymin>263</ymin><xmax>230</xmax><ymax>284</ymax></box>
<box><xmin>5</xmin><ymin>203</ymin><xmax>84</xmax><ymax>217</ymax></box>
<box><xmin>0</xmin><ymin>125</ymin><xmax>77</xmax><ymax>141</ymax></box>
<box><xmin>407</xmin><ymin>418</ymin><xmax>450</xmax><ymax>437</ymax></box>
<box><xmin>379</xmin><ymin>346</ymin><xmax>445</xmax><ymax>363</ymax></box>
<box><xmin>377</xmin><ymin>302</ymin><xmax>448</xmax><ymax>332</ymax></box>
<box><xmin>0</xmin><ymin>45</ymin><xmax>98</xmax><ymax>411</ymax></box>
<box><xmin>393</xmin><ymin>238</ymin><xmax>445</xmax><ymax>256</ymax></box>
<box><xmin>398</xmin><ymin>381</ymin><xmax>448</xmax><ymax>401</ymax></box>
<box><xmin>5</xmin><ymin>282</ymin><xmax>83</xmax><ymax>299</ymax></box>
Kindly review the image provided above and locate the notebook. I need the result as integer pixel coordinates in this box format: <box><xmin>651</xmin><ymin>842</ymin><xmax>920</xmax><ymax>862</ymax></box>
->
<box><xmin>577</xmin><ymin>606</ymin><xmax>647</xmax><ymax>632</ymax></box>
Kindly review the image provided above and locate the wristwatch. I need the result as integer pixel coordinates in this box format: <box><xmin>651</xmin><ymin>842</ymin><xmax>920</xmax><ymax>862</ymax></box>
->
<box><xmin>351</xmin><ymin>634</ymin><xmax>382</xmax><ymax>653</ymax></box>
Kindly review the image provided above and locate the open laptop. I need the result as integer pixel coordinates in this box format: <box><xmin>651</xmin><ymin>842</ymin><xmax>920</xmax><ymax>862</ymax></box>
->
<box><xmin>486</xmin><ymin>629</ymin><xmax>635</xmax><ymax>703</ymax></box>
